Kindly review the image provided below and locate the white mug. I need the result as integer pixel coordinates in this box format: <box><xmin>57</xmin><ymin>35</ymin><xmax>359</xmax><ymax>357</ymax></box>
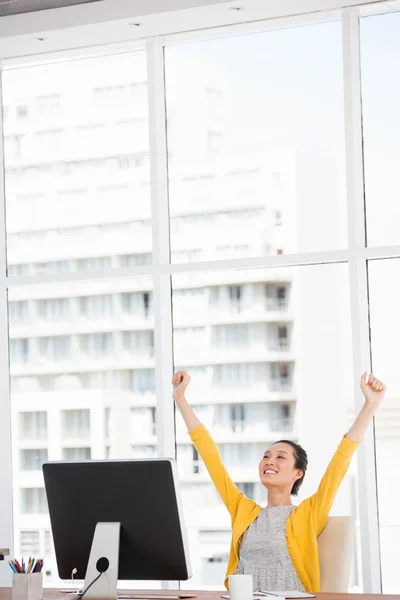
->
<box><xmin>228</xmin><ymin>574</ymin><xmax>253</xmax><ymax>600</ymax></box>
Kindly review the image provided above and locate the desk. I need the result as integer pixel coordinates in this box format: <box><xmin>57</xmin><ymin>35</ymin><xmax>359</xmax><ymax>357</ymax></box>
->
<box><xmin>0</xmin><ymin>591</ymin><xmax>398</xmax><ymax>600</ymax></box>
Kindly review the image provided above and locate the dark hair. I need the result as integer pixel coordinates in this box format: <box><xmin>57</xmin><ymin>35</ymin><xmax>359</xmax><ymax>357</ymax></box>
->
<box><xmin>274</xmin><ymin>440</ymin><xmax>308</xmax><ymax>496</ymax></box>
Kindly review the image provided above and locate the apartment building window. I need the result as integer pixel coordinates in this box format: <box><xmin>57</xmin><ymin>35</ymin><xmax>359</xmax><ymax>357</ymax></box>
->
<box><xmin>237</xmin><ymin>482</ymin><xmax>255</xmax><ymax>498</ymax></box>
<box><xmin>44</xmin><ymin>530</ymin><xmax>53</xmax><ymax>556</ymax></box>
<box><xmin>38</xmin><ymin>298</ymin><xmax>70</xmax><ymax>321</ymax></box>
<box><xmin>124</xmin><ymin>330</ymin><xmax>154</xmax><ymax>357</ymax></box>
<box><xmin>193</xmin><ymin>447</ymin><xmax>200</xmax><ymax>474</ymax></box>
<box><xmin>8</xmin><ymin>300</ymin><xmax>29</xmax><ymax>325</ymax></box>
<box><xmin>275</xmin><ymin>210</ymin><xmax>282</xmax><ymax>226</ymax></box>
<box><xmin>20</xmin><ymin>449</ymin><xmax>48</xmax><ymax>471</ymax></box>
<box><xmin>8</xmin><ymin>264</ymin><xmax>30</xmax><ymax>276</ymax></box>
<box><xmin>266</xmin><ymin>283</ymin><xmax>288</xmax><ymax>311</ymax></box>
<box><xmin>120</xmin><ymin>253</ymin><xmax>152</xmax><ymax>267</ymax></box>
<box><xmin>19</xmin><ymin>412</ymin><xmax>47</xmax><ymax>440</ymax></box>
<box><xmin>21</xmin><ymin>488</ymin><xmax>47</xmax><ymax>514</ymax></box>
<box><xmin>121</xmin><ymin>291</ymin><xmax>152</xmax><ymax>318</ymax></box>
<box><xmin>81</xmin><ymin>332</ymin><xmax>113</xmax><ymax>357</ymax></box>
<box><xmin>230</xmin><ymin>404</ymin><xmax>246</xmax><ymax>432</ymax></box>
<box><xmin>80</xmin><ymin>294</ymin><xmax>113</xmax><ymax>319</ymax></box>
<box><xmin>62</xmin><ymin>447</ymin><xmax>91</xmax><ymax>461</ymax></box>
<box><xmin>216</xmin><ymin>324</ymin><xmax>249</xmax><ymax>346</ymax></box>
<box><xmin>77</xmin><ymin>257</ymin><xmax>112</xmax><ymax>271</ymax></box>
<box><xmin>269</xmin><ymin>402</ymin><xmax>292</xmax><ymax>432</ymax></box>
<box><xmin>270</xmin><ymin>362</ymin><xmax>291</xmax><ymax>391</ymax></box>
<box><xmin>39</xmin><ymin>335</ymin><xmax>70</xmax><ymax>361</ymax></box>
<box><xmin>9</xmin><ymin>338</ymin><xmax>30</xmax><ymax>364</ymax></box>
<box><xmin>228</xmin><ymin>285</ymin><xmax>242</xmax><ymax>313</ymax></box>
<box><xmin>131</xmin><ymin>369</ymin><xmax>156</xmax><ymax>393</ymax></box>
<box><xmin>62</xmin><ymin>409</ymin><xmax>90</xmax><ymax>439</ymax></box>
<box><xmin>215</xmin><ymin>363</ymin><xmax>259</xmax><ymax>386</ymax></box>
<box><xmin>20</xmin><ymin>531</ymin><xmax>40</xmax><ymax>556</ymax></box>
<box><xmin>277</xmin><ymin>325</ymin><xmax>289</xmax><ymax>350</ymax></box>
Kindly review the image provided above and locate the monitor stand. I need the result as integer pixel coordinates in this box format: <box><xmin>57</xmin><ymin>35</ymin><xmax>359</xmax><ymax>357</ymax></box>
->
<box><xmin>59</xmin><ymin>523</ymin><xmax>197</xmax><ymax>600</ymax></box>
<box><xmin>83</xmin><ymin>522</ymin><xmax>121</xmax><ymax>600</ymax></box>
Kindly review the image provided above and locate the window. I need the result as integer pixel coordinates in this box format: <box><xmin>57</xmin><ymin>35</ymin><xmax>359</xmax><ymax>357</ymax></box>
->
<box><xmin>44</xmin><ymin>530</ymin><xmax>53</xmax><ymax>556</ymax></box>
<box><xmin>20</xmin><ymin>531</ymin><xmax>40</xmax><ymax>556</ymax></box>
<box><xmin>193</xmin><ymin>447</ymin><xmax>200</xmax><ymax>474</ymax></box>
<box><xmin>237</xmin><ymin>482</ymin><xmax>254</xmax><ymax>498</ymax></box>
<box><xmin>174</xmin><ymin>264</ymin><xmax>356</xmax><ymax>587</ymax></box>
<box><xmin>38</xmin><ymin>298</ymin><xmax>70</xmax><ymax>321</ymax></box>
<box><xmin>9</xmin><ymin>338</ymin><xmax>30</xmax><ymax>364</ymax></box>
<box><xmin>20</xmin><ymin>449</ymin><xmax>48</xmax><ymax>471</ymax></box>
<box><xmin>368</xmin><ymin>259</ymin><xmax>400</xmax><ymax>592</ymax></box>
<box><xmin>360</xmin><ymin>11</ymin><xmax>400</xmax><ymax>248</ymax></box>
<box><xmin>39</xmin><ymin>336</ymin><xmax>71</xmax><ymax>361</ymax></box>
<box><xmin>63</xmin><ymin>447</ymin><xmax>91</xmax><ymax>461</ymax></box>
<box><xmin>266</xmin><ymin>283</ymin><xmax>289</xmax><ymax>311</ymax></box>
<box><xmin>77</xmin><ymin>257</ymin><xmax>112</xmax><ymax>271</ymax></box>
<box><xmin>9</xmin><ymin>301</ymin><xmax>29</xmax><ymax>324</ymax></box>
<box><xmin>3</xmin><ymin>52</ymin><xmax>151</xmax><ymax>276</ymax></box>
<box><xmin>120</xmin><ymin>253</ymin><xmax>152</xmax><ymax>267</ymax></box>
<box><xmin>131</xmin><ymin>369</ymin><xmax>155</xmax><ymax>393</ymax></box>
<box><xmin>62</xmin><ymin>409</ymin><xmax>90</xmax><ymax>439</ymax></box>
<box><xmin>121</xmin><ymin>291</ymin><xmax>152</xmax><ymax>318</ymax></box>
<box><xmin>80</xmin><ymin>332</ymin><xmax>113</xmax><ymax>357</ymax></box>
<box><xmin>124</xmin><ymin>331</ymin><xmax>154</xmax><ymax>357</ymax></box>
<box><xmin>277</xmin><ymin>325</ymin><xmax>289</xmax><ymax>350</ymax></box>
<box><xmin>230</xmin><ymin>404</ymin><xmax>245</xmax><ymax>433</ymax></box>
<box><xmin>19</xmin><ymin>412</ymin><xmax>47</xmax><ymax>440</ymax></box>
<box><xmin>21</xmin><ymin>488</ymin><xmax>47</xmax><ymax>514</ymax></box>
<box><xmin>80</xmin><ymin>294</ymin><xmax>113</xmax><ymax>319</ymax></box>
<box><xmin>166</xmin><ymin>21</ymin><xmax>346</xmax><ymax>263</ymax></box>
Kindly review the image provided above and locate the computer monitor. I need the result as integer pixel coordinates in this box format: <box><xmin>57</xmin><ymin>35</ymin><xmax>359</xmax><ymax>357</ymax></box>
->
<box><xmin>43</xmin><ymin>459</ymin><xmax>192</xmax><ymax>599</ymax></box>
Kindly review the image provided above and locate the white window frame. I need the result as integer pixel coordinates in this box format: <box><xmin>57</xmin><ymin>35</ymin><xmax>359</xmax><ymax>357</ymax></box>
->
<box><xmin>0</xmin><ymin>0</ymin><xmax>398</xmax><ymax>591</ymax></box>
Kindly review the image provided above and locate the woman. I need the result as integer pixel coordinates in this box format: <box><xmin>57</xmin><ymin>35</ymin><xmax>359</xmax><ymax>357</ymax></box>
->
<box><xmin>172</xmin><ymin>370</ymin><xmax>386</xmax><ymax>593</ymax></box>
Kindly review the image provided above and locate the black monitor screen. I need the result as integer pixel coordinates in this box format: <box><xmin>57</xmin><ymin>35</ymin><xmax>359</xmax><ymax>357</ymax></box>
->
<box><xmin>43</xmin><ymin>459</ymin><xmax>191</xmax><ymax>581</ymax></box>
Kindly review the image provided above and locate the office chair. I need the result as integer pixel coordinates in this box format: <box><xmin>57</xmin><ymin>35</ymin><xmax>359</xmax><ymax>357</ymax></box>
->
<box><xmin>317</xmin><ymin>516</ymin><xmax>355</xmax><ymax>592</ymax></box>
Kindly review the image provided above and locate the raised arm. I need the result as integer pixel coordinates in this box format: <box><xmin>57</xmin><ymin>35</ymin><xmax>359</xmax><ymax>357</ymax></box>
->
<box><xmin>172</xmin><ymin>370</ymin><xmax>247</xmax><ymax>519</ymax></box>
<box><xmin>346</xmin><ymin>372</ymin><xmax>386</xmax><ymax>441</ymax></box>
<box><xmin>304</xmin><ymin>373</ymin><xmax>386</xmax><ymax>535</ymax></box>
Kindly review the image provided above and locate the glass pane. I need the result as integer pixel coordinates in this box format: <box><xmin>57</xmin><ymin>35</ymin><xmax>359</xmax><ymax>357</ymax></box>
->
<box><xmin>368</xmin><ymin>258</ymin><xmax>400</xmax><ymax>593</ymax></box>
<box><xmin>360</xmin><ymin>11</ymin><xmax>400</xmax><ymax>246</ymax></box>
<box><xmin>165</xmin><ymin>20</ymin><xmax>346</xmax><ymax>263</ymax></box>
<box><xmin>9</xmin><ymin>278</ymin><xmax>158</xmax><ymax>588</ymax></box>
<box><xmin>173</xmin><ymin>264</ymin><xmax>362</xmax><ymax>590</ymax></box>
<box><xmin>2</xmin><ymin>51</ymin><xmax>151</xmax><ymax>276</ymax></box>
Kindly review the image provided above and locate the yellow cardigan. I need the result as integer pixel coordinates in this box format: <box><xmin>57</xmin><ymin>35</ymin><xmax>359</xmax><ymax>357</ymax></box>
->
<box><xmin>189</xmin><ymin>424</ymin><xmax>359</xmax><ymax>592</ymax></box>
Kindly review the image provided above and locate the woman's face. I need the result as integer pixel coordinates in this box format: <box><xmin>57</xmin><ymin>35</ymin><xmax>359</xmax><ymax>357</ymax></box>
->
<box><xmin>258</xmin><ymin>442</ymin><xmax>303</xmax><ymax>492</ymax></box>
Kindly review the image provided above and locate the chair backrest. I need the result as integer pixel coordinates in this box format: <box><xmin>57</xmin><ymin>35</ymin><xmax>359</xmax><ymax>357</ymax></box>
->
<box><xmin>317</xmin><ymin>516</ymin><xmax>355</xmax><ymax>593</ymax></box>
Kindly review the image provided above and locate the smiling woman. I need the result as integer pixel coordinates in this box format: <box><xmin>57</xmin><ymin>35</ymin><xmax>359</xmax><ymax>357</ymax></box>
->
<box><xmin>172</xmin><ymin>370</ymin><xmax>386</xmax><ymax>593</ymax></box>
<box><xmin>260</xmin><ymin>440</ymin><xmax>308</xmax><ymax>498</ymax></box>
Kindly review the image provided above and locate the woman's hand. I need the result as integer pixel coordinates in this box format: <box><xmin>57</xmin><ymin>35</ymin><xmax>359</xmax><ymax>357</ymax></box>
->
<box><xmin>346</xmin><ymin>372</ymin><xmax>387</xmax><ymax>441</ymax></box>
<box><xmin>172</xmin><ymin>370</ymin><xmax>200</xmax><ymax>430</ymax></box>
<box><xmin>360</xmin><ymin>372</ymin><xmax>386</xmax><ymax>408</ymax></box>
<box><xmin>172</xmin><ymin>370</ymin><xmax>191</xmax><ymax>403</ymax></box>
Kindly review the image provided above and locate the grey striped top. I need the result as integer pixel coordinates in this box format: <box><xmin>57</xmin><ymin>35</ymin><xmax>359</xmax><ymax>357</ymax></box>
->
<box><xmin>236</xmin><ymin>505</ymin><xmax>305</xmax><ymax>592</ymax></box>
